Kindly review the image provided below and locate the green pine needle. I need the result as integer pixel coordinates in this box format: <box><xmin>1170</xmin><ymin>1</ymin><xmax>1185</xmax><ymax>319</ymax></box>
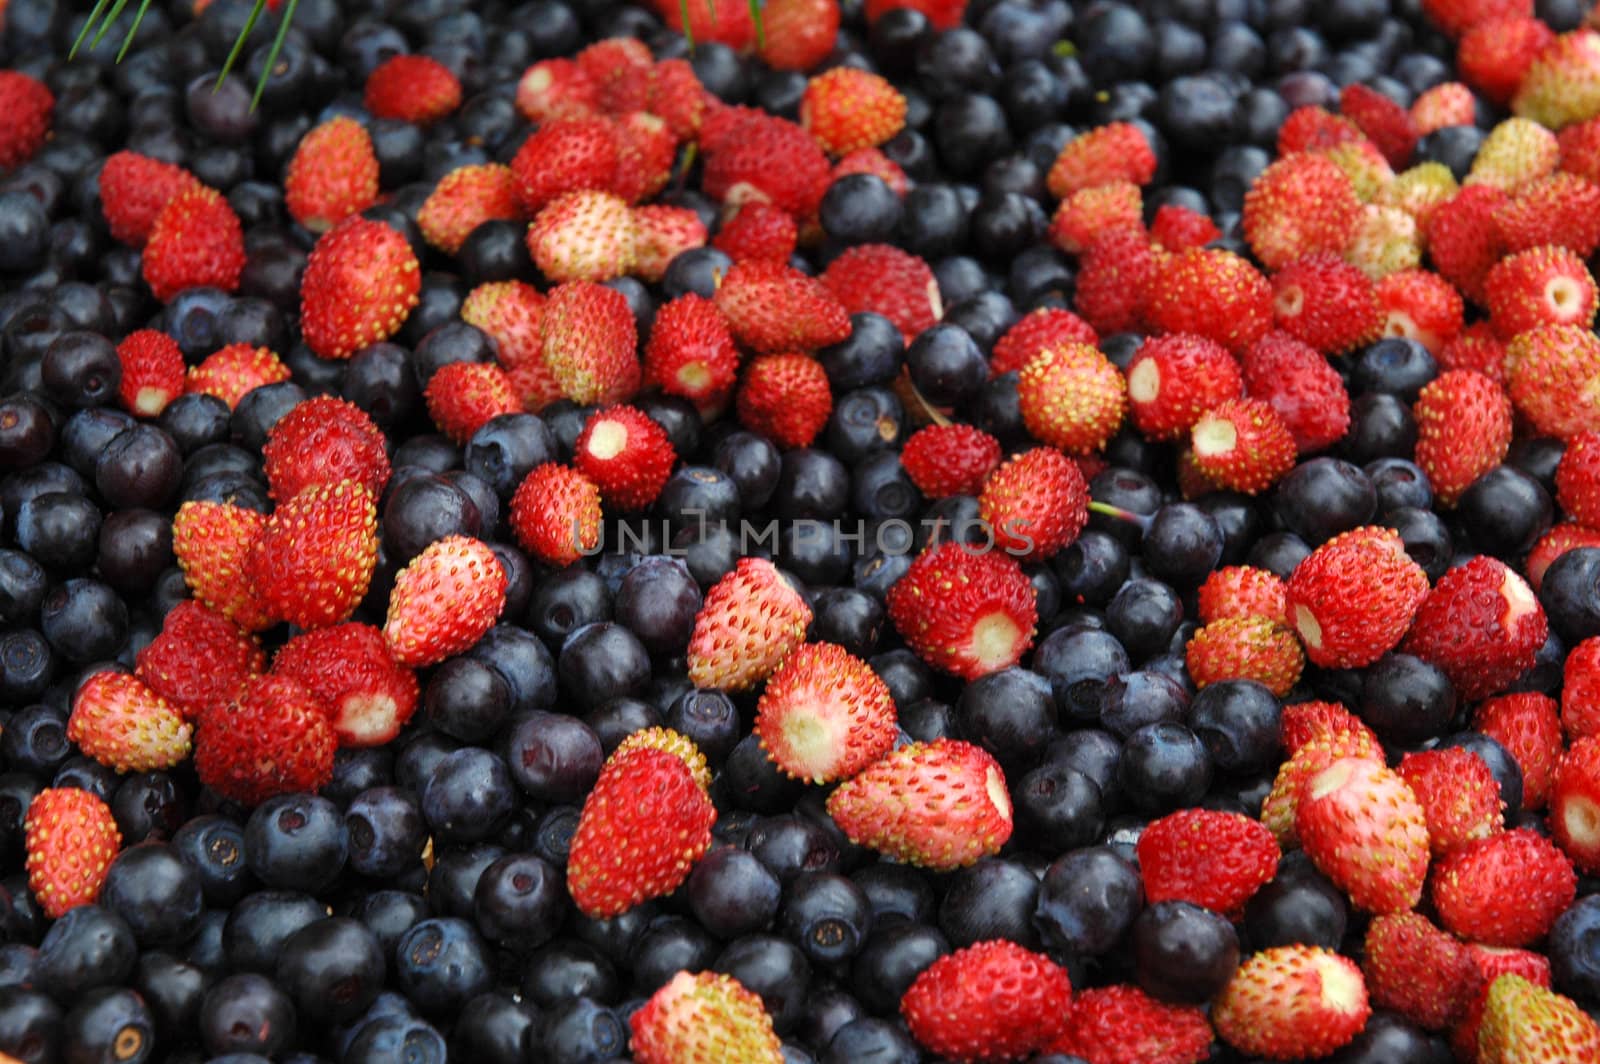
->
<box><xmin>217</xmin><ymin>0</ymin><xmax>268</xmax><ymax>92</ymax></box>
<box><xmin>249</xmin><ymin>0</ymin><xmax>300</xmax><ymax>111</ymax></box>
<box><xmin>69</xmin><ymin>0</ymin><xmax>112</xmax><ymax>60</ymax></box>
<box><xmin>750</xmin><ymin>0</ymin><xmax>765</xmax><ymax>49</ymax></box>
<box><xmin>680</xmin><ymin>0</ymin><xmax>696</xmax><ymax>50</ymax></box>
<box><xmin>88</xmin><ymin>0</ymin><xmax>131</xmax><ymax>51</ymax></box>
<box><xmin>114</xmin><ymin>0</ymin><xmax>155</xmax><ymax>62</ymax></box>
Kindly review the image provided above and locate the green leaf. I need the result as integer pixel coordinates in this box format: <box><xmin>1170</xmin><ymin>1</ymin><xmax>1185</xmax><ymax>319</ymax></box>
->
<box><xmin>250</xmin><ymin>0</ymin><xmax>300</xmax><ymax>112</ymax></box>
<box><xmin>70</xmin><ymin>0</ymin><xmax>113</xmax><ymax>61</ymax></box>
<box><xmin>217</xmin><ymin>0</ymin><xmax>268</xmax><ymax>91</ymax></box>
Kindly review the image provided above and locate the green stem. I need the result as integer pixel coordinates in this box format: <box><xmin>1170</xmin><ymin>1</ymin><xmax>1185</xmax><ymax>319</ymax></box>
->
<box><xmin>1087</xmin><ymin>500</ymin><xmax>1146</xmax><ymax>526</ymax></box>
<box><xmin>750</xmin><ymin>0</ymin><xmax>765</xmax><ymax>50</ymax></box>
<box><xmin>679</xmin><ymin>0</ymin><xmax>695</xmax><ymax>51</ymax></box>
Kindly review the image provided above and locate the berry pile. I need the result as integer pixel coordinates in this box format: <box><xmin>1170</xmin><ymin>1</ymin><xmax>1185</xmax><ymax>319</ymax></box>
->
<box><xmin>3</xmin><ymin>0</ymin><xmax>1600</xmax><ymax>1059</ymax></box>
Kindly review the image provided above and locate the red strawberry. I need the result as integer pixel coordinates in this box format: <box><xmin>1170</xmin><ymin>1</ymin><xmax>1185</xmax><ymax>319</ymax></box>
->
<box><xmin>272</xmin><ymin>623</ymin><xmax>419</xmax><ymax>748</ymax></box>
<box><xmin>800</xmin><ymin>68</ymin><xmax>905</xmax><ymax>156</ymax></box>
<box><xmin>630</xmin><ymin>204</ymin><xmax>707</xmax><ymax>283</ymax></box>
<box><xmin>194</xmin><ymin>674</ymin><xmax>337</xmax><ymax>806</ymax></box>
<box><xmin>185</xmin><ymin>343</ymin><xmax>291</xmax><ymax>409</ymax></box>
<box><xmin>1243</xmin><ymin>152</ymin><xmax>1363</xmax><ymax>270</ymax></box>
<box><xmin>1497</xmin><ymin>172</ymin><xmax>1600</xmax><ymax>257</ymax></box>
<box><xmin>1286</xmin><ymin>525</ymin><xmax>1430</xmax><ymax>669</ymax></box>
<box><xmin>826</xmin><ymin>739</ymin><xmax>1012</xmax><ymax>870</ymax></box>
<box><xmin>142</xmin><ymin>186</ymin><xmax>246</xmax><ymax>302</ymax></box>
<box><xmin>863</xmin><ymin>0</ymin><xmax>967</xmax><ymax>29</ymax></box>
<box><xmin>382</xmin><ymin>536</ymin><xmax>508</xmax><ymax>668</ymax></box>
<box><xmin>67</xmin><ymin>670</ymin><xmax>193</xmax><ymax>773</ymax></box>
<box><xmin>701</xmin><ymin>113</ymin><xmax>832</xmax><ymax>218</ymax></box>
<box><xmin>1454</xmin><ymin>946</ymin><xmax>1555</xmax><ymax>1062</ymax></box>
<box><xmin>249</xmin><ymin>480</ymin><xmax>379</xmax><ymax>630</ymax></box>
<box><xmin>509</xmin><ymin>117</ymin><xmax>621</xmax><ymax>215</ymax></box>
<box><xmin>98</xmin><ymin>151</ymin><xmax>201</xmax><ymax>246</ymax></box>
<box><xmin>1149</xmin><ymin>203</ymin><xmax>1220</xmax><ymax>252</ymax></box>
<box><xmin>1427</xmin><ymin>185</ymin><xmax>1510</xmax><ymax>304</ymax></box>
<box><xmin>171</xmin><ymin>500</ymin><xmax>273</xmax><ymax>631</ymax></box>
<box><xmin>1397</xmin><ymin>747</ymin><xmax>1505</xmax><ymax>856</ymax></box>
<box><xmin>418</xmin><ymin>163</ymin><xmax>523</xmax><ymax>255</ymax></box>
<box><xmin>1280</xmin><ymin>700</ymin><xmax>1379</xmax><ymax>755</ymax></box>
<box><xmin>1557</xmin><ymin>430</ymin><xmax>1600</xmax><ymax>526</ymax></box>
<box><xmin>1045</xmin><ymin>985</ymin><xmax>1212</xmax><ymax>1064</ymax></box>
<box><xmin>1419</xmin><ymin>0</ymin><xmax>1529</xmax><ymax>37</ymax></box>
<box><xmin>755</xmin><ymin>642</ymin><xmax>896</xmax><ymax>783</ymax></box>
<box><xmin>714</xmin><ymin>260</ymin><xmax>851</xmax><ymax>353</ymax></box>
<box><xmin>1276</xmin><ymin>106</ymin><xmax>1366</xmax><ymax>155</ymax></box>
<box><xmin>1050</xmin><ymin>181</ymin><xmax>1145</xmax><ymax>255</ymax></box>
<box><xmin>1373</xmin><ymin>268</ymin><xmax>1463</xmax><ymax>353</ymax></box>
<box><xmin>1016</xmin><ymin>341</ymin><xmax>1127</xmax><ymax>455</ymax></box>
<box><xmin>567</xmin><ymin>745</ymin><xmax>716</xmax><ymax>918</ymax></box>
<box><xmin>736</xmin><ymin>354</ymin><xmax>833</xmax><ymax>449</ymax></box>
<box><xmin>644</xmin><ymin>59</ymin><xmax>711</xmax><ymax>140</ymax></box>
<box><xmin>1414</xmin><ymin>369</ymin><xmax>1514</xmax><ymax>506</ymax></box>
<box><xmin>900</xmin><ymin>424</ymin><xmax>1000</xmax><ymax>498</ymax></box>
<box><xmin>1361</xmin><ymin>912</ymin><xmax>1478</xmax><ymax>1030</ymax></box>
<box><xmin>300</xmin><ymin>217</ymin><xmax>421</xmax><ymax>360</ymax></box>
<box><xmin>526</xmin><ymin>189</ymin><xmax>636</xmax><ymax>284</ymax></box>
<box><xmin>1439</xmin><ymin>321</ymin><xmax>1509</xmax><ymax>383</ymax></box>
<box><xmin>630</xmin><ymin>971</ymin><xmax>782</xmax><ymax>1064</ymax></box>
<box><xmin>819</xmin><ymin>244</ymin><xmax>940</xmax><ymax>342</ymax></box>
<box><xmin>1136</xmin><ymin>808</ymin><xmax>1280</xmax><ymax>914</ymax></box>
<box><xmin>1479</xmin><ymin>974</ymin><xmax>1600</xmax><ymax>1062</ymax></box>
<box><xmin>1189</xmin><ymin>398</ymin><xmax>1296</xmax><ymax>494</ymax></box>
<box><xmin>135</xmin><ymin>600</ymin><xmax>264</xmax><ymax>722</ymax></box>
<box><xmin>642</xmin><ymin>293</ymin><xmax>740</xmax><ymax>406</ymax></box>
<box><xmin>832</xmin><ymin>147</ymin><xmax>909</xmax><ymax>196</ymax></box>
<box><xmin>1212</xmin><ymin>946</ymin><xmax>1370</xmax><ymax>1060</ymax></box>
<box><xmin>1125</xmin><ymin>333</ymin><xmax>1244</xmax><ymax>442</ymax></box>
<box><xmin>424</xmin><ymin>362</ymin><xmax>521</xmax><ymax>444</ymax></box>
<box><xmin>462</xmin><ymin>282</ymin><xmax>552</xmax><ymax>410</ymax></box>
<box><xmin>262</xmin><ymin>395</ymin><xmax>390</xmax><ymax>503</ymax></box>
<box><xmin>575</xmin><ymin>37</ymin><xmax>654</xmax><ymax>113</ymax></box>
<box><xmin>0</xmin><ymin>70</ymin><xmax>52</xmax><ymax>170</ymax></box>
<box><xmin>1401</xmin><ymin>555</ymin><xmax>1546</xmax><ymax>698</ymax></box>
<box><xmin>1505</xmin><ymin>323</ymin><xmax>1600</xmax><ymax>440</ymax></box>
<box><xmin>609</xmin><ymin>110</ymin><xmax>677</xmax><ymax>205</ymax></box>
<box><xmin>1261</xmin><ymin>731</ymin><xmax>1386</xmax><ymax>845</ymax></box>
<box><xmin>115</xmin><ymin>329</ymin><xmax>186</xmax><ymax>417</ymax></box>
<box><xmin>1484</xmin><ymin>245</ymin><xmax>1598</xmax><ymax>340</ymax></box>
<box><xmin>991</xmin><ymin>308</ymin><xmax>1099</xmax><ymax>377</ymax></box>
<box><xmin>1073</xmin><ymin>225</ymin><xmax>1158</xmax><ymax>334</ymax></box>
<box><xmin>686</xmin><ymin>557</ymin><xmax>812</xmax><ymax>692</ymax></box>
<box><xmin>614</xmin><ymin>727</ymin><xmax>712</xmax><ymax>792</ymax></box>
<box><xmin>1527</xmin><ymin>522</ymin><xmax>1600</xmax><ymax>592</ymax></box>
<box><xmin>24</xmin><ymin>788</ymin><xmax>120</xmax><ymax>919</ymax></box>
<box><xmin>1513</xmin><ymin>27</ymin><xmax>1600</xmax><ymax>130</ymax></box>
<box><xmin>284</xmin><ymin>116</ymin><xmax>379</xmax><ymax>233</ymax></box>
<box><xmin>1046</xmin><ymin>122</ymin><xmax>1156</xmax><ymax>198</ymax></box>
<box><xmin>654</xmin><ymin>0</ymin><xmax>755</xmax><ymax>49</ymax></box>
<box><xmin>1431</xmin><ymin>828</ymin><xmax>1577</xmax><ymax>947</ymax></box>
<box><xmin>1551</xmin><ymin>736</ymin><xmax>1600</xmax><ymax>873</ymax></box>
<box><xmin>539</xmin><ymin>281</ymin><xmax>640</xmax><ymax>407</ymax></box>
<box><xmin>1198</xmin><ymin>565</ymin><xmax>1289</xmax><ymax>626</ymax></box>
<box><xmin>900</xmin><ymin>940</ymin><xmax>1073</xmax><ymax>1061</ymax></box>
<box><xmin>1146</xmin><ymin>248</ymin><xmax>1273</xmax><ymax>355</ymax></box>
<box><xmin>1411</xmin><ymin>82</ymin><xmax>1477</xmax><ymax>136</ymax></box>
<box><xmin>514</xmin><ymin>57</ymin><xmax>601</xmax><ymax>124</ymax></box>
<box><xmin>364</xmin><ymin>54</ymin><xmax>461</xmax><ymax>125</ymax></box>
<box><xmin>1271</xmin><ymin>253</ymin><xmax>1381</xmax><ymax>355</ymax></box>
<box><xmin>1240</xmin><ymin>331</ymin><xmax>1352</xmax><ymax>454</ymax></box>
<box><xmin>1340</xmin><ymin>83</ymin><xmax>1417</xmax><ymax>167</ymax></box>
<box><xmin>1567</xmin><ymin>637</ymin><xmax>1600</xmax><ymax>738</ymax></box>
<box><xmin>1296</xmin><ymin>756</ymin><xmax>1431</xmax><ymax>913</ymax></box>
<box><xmin>978</xmin><ymin>446</ymin><xmax>1089</xmax><ymax>560</ymax></box>
<box><xmin>1475</xmin><ymin>692</ymin><xmax>1564</xmax><ymax>809</ymax></box>
<box><xmin>1459</xmin><ymin>16</ymin><xmax>1555</xmax><ymax>106</ymax></box>
<box><xmin>1185</xmin><ymin>616</ymin><xmax>1305</xmax><ymax>696</ymax></box>
<box><xmin>1560</xmin><ymin>115</ymin><xmax>1600</xmax><ymax>182</ymax></box>
<box><xmin>713</xmin><ymin>202</ymin><xmax>799</xmax><ymax>264</ymax></box>
<box><xmin>886</xmin><ymin>542</ymin><xmax>1037</xmax><ymax>680</ymax></box>
<box><xmin>573</xmin><ymin>405</ymin><xmax>675</xmax><ymax>511</ymax></box>
<box><xmin>757</xmin><ymin>0</ymin><xmax>841</xmax><ymax>71</ymax></box>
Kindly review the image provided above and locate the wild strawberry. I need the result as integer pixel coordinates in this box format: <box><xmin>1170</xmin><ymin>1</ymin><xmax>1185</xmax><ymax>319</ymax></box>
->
<box><xmin>1480</xmin><ymin>975</ymin><xmax>1600</xmax><ymax>1062</ymax></box>
<box><xmin>424</xmin><ymin>362</ymin><xmax>521</xmax><ymax>444</ymax></box>
<box><xmin>1438</xmin><ymin>321</ymin><xmax>1508</xmax><ymax>382</ymax></box>
<box><xmin>1361</xmin><ymin>912</ymin><xmax>1478</xmax><ymax>1031</ymax></box>
<box><xmin>1260</xmin><ymin>731</ymin><xmax>1386</xmax><ymax>845</ymax></box>
<box><xmin>610</xmin><ymin>110</ymin><xmax>677</xmax><ymax>205</ymax></box>
<box><xmin>98</xmin><ymin>150</ymin><xmax>201</xmax><ymax>246</ymax></box>
<box><xmin>1475</xmin><ymin>692</ymin><xmax>1564</xmax><ymax>809</ymax></box>
<box><xmin>827</xmin><ymin>739</ymin><xmax>1012</xmax><ymax>869</ymax></box>
<box><xmin>864</xmin><ymin>0</ymin><xmax>967</xmax><ymax>29</ymax></box>
<box><xmin>1136</xmin><ymin>808</ymin><xmax>1280</xmax><ymax>914</ymax></box>
<box><xmin>509</xmin><ymin>117</ymin><xmax>620</xmax><ymax>216</ymax></box>
<box><xmin>755</xmin><ymin>642</ymin><xmax>896</xmax><ymax>784</ymax></box>
<box><xmin>833</xmin><ymin>147</ymin><xmax>910</xmax><ymax>196</ymax></box>
<box><xmin>630</xmin><ymin>971</ymin><xmax>781</xmax><ymax>1064</ymax></box>
<box><xmin>462</xmin><ymin>282</ymin><xmax>551</xmax><ymax>409</ymax></box>
<box><xmin>417</xmin><ymin>163</ymin><xmax>522</xmax><ymax>255</ymax></box>
<box><xmin>1419</xmin><ymin>0</ymin><xmax>1530</xmax><ymax>36</ymax></box>
<box><xmin>1432</xmin><ymin>828</ymin><xmax>1577</xmax><ymax>947</ymax></box>
<box><xmin>1323</xmin><ymin>137</ymin><xmax>1396</xmax><ymax>201</ymax></box>
<box><xmin>1049</xmin><ymin>181</ymin><xmax>1144</xmax><ymax>255</ymax></box>
<box><xmin>1565</xmin><ymin>637</ymin><xmax>1600</xmax><ymax>738</ymax></box>
<box><xmin>714</xmin><ymin>259</ymin><xmax>851</xmax><ymax>353</ymax></box>
<box><xmin>540</xmin><ymin>281</ymin><xmax>640</xmax><ymax>406</ymax></box>
<box><xmin>757</xmin><ymin>0</ymin><xmax>841</xmax><ymax>71</ymax></box>
<box><xmin>613</xmin><ymin>727</ymin><xmax>712</xmax><ymax>793</ymax></box>
<box><xmin>886</xmin><ymin>542</ymin><xmax>1037</xmax><ymax>680</ymax></box>
<box><xmin>573</xmin><ymin>406</ymin><xmax>675</xmax><ymax>511</ymax></box>
<box><xmin>736</xmin><ymin>354</ymin><xmax>832</xmax><ymax>450</ymax></box>
<box><xmin>1073</xmin><ymin>225</ymin><xmax>1158</xmax><ymax>334</ymax></box>
<box><xmin>1044</xmin><ymin>985</ymin><xmax>1213</xmax><ymax>1064</ymax></box>
<box><xmin>819</xmin><ymin>244</ymin><xmax>940</xmax><ymax>342</ymax></box>
<box><xmin>630</xmin><ymin>204</ymin><xmax>707</xmax><ymax>283</ymax></box>
<box><xmin>1198</xmin><ymin>565</ymin><xmax>1289</xmax><ymax>626</ymax></box>
<box><xmin>1397</xmin><ymin>747</ymin><xmax>1505</xmax><ymax>856</ymax></box>
<box><xmin>1125</xmin><ymin>333</ymin><xmax>1244</xmax><ymax>442</ymax></box>
<box><xmin>1240</xmin><ymin>332</ymin><xmax>1352</xmax><ymax>454</ymax></box>
<box><xmin>1046</xmin><ymin>122</ymin><xmax>1156</xmax><ymax>198</ymax></box>
<box><xmin>1513</xmin><ymin>27</ymin><xmax>1600</xmax><ymax>130</ymax></box>
<box><xmin>272</xmin><ymin>623</ymin><xmax>419</xmax><ymax>748</ymax></box>
<box><xmin>643</xmin><ymin>58</ymin><xmax>711</xmax><ymax>140</ymax></box>
<box><xmin>978</xmin><ymin>446</ymin><xmax>1089</xmax><ymax>561</ymax></box>
<box><xmin>1550</xmin><ymin>736</ymin><xmax>1600</xmax><ymax>873</ymax></box>
<box><xmin>1427</xmin><ymin>185</ymin><xmax>1510</xmax><ymax>304</ymax></box>
<box><xmin>900</xmin><ymin>940</ymin><xmax>1073</xmax><ymax>1061</ymax></box>
<box><xmin>1459</xmin><ymin>16</ymin><xmax>1554</xmax><ymax>106</ymax></box>
<box><xmin>1496</xmin><ymin>172</ymin><xmax>1600</xmax><ymax>256</ymax></box>
<box><xmin>364</xmin><ymin>54</ymin><xmax>461</xmax><ymax>125</ymax></box>
<box><xmin>713</xmin><ymin>202</ymin><xmax>799</xmax><ymax>264</ymax></box>
<box><xmin>643</xmin><ymin>294</ymin><xmax>740</xmax><ymax>405</ymax></box>
<box><xmin>1560</xmin><ymin>115</ymin><xmax>1600</xmax><ymax>182</ymax></box>
<box><xmin>1528</xmin><ymin>522</ymin><xmax>1600</xmax><ymax>592</ymax></box>
<box><xmin>1016</xmin><ymin>341</ymin><xmax>1127</xmax><ymax>455</ymax></box>
<box><xmin>575</xmin><ymin>37</ymin><xmax>654</xmax><ymax>113</ymax></box>
<box><xmin>1271</xmin><ymin>253</ymin><xmax>1381</xmax><ymax>355</ymax></box>
<box><xmin>1148</xmin><ymin>248</ymin><xmax>1274</xmax><ymax>355</ymax></box>
<box><xmin>1296</xmin><ymin>755</ymin><xmax>1430</xmax><ymax>913</ymax></box>
<box><xmin>185</xmin><ymin>343</ymin><xmax>291</xmax><ymax>409</ymax></box>
<box><xmin>1466</xmin><ymin>117</ymin><xmax>1559</xmax><ymax>193</ymax></box>
<box><xmin>899</xmin><ymin>424</ymin><xmax>1000</xmax><ymax>499</ymax></box>
<box><xmin>514</xmin><ymin>57</ymin><xmax>600</xmax><ymax>124</ymax></box>
<box><xmin>171</xmin><ymin>500</ymin><xmax>272</xmax><ymax>631</ymax></box>
<box><xmin>1340</xmin><ymin>83</ymin><xmax>1417</xmax><ymax>168</ymax></box>
<box><xmin>1277</xmin><ymin>105</ymin><xmax>1366</xmax><ymax>155</ymax></box>
<box><xmin>1373</xmin><ymin>268</ymin><xmax>1463</xmax><ymax>353</ymax></box>
<box><xmin>67</xmin><ymin>670</ymin><xmax>193</xmax><ymax>773</ymax></box>
<box><xmin>991</xmin><ymin>308</ymin><xmax>1099</xmax><ymax>376</ymax></box>
<box><xmin>24</xmin><ymin>788</ymin><xmax>119</xmax><ymax>919</ymax></box>
<box><xmin>382</xmin><ymin>535</ymin><xmax>508</xmax><ymax>668</ymax></box>
<box><xmin>194</xmin><ymin>673</ymin><xmax>337</xmax><ymax>807</ymax></box>
<box><xmin>1190</xmin><ymin>398</ymin><xmax>1296</xmax><ymax>494</ymax></box>
<box><xmin>1344</xmin><ymin>204</ymin><xmax>1422</xmax><ymax>279</ymax></box>
<box><xmin>300</xmin><ymin>217</ymin><xmax>421</xmax><ymax>360</ymax></box>
<box><xmin>1243</xmin><ymin>152</ymin><xmax>1363</xmax><ymax>270</ymax></box>
<box><xmin>135</xmin><ymin>601</ymin><xmax>263</xmax><ymax>722</ymax></box>
<box><xmin>0</xmin><ymin>70</ymin><xmax>51</xmax><ymax>170</ymax></box>
<box><xmin>654</xmin><ymin>0</ymin><xmax>755</xmax><ymax>49</ymax></box>
<box><xmin>701</xmin><ymin>113</ymin><xmax>833</xmax><ymax>218</ymax></box>
<box><xmin>262</xmin><ymin>395</ymin><xmax>389</xmax><ymax>504</ymax></box>
<box><xmin>115</xmin><ymin>329</ymin><xmax>186</xmax><ymax>417</ymax></box>
<box><xmin>250</xmin><ymin>480</ymin><xmax>378</xmax><ymax>630</ymax></box>
<box><xmin>142</xmin><ymin>186</ymin><xmax>246</xmax><ymax>302</ymax></box>
<box><xmin>1212</xmin><ymin>946</ymin><xmax>1370</xmax><ymax>1060</ymax></box>
<box><xmin>567</xmin><ymin>745</ymin><xmax>716</xmax><ymax>918</ymax></box>
<box><xmin>1376</xmin><ymin>160</ymin><xmax>1459</xmax><ymax>230</ymax></box>
<box><xmin>1454</xmin><ymin>947</ymin><xmax>1555</xmax><ymax>1062</ymax></box>
<box><xmin>1410</xmin><ymin>81</ymin><xmax>1477</xmax><ymax>135</ymax></box>
<box><xmin>1186</xmin><ymin>617</ymin><xmax>1304</xmax><ymax>696</ymax></box>
<box><xmin>1287</xmin><ymin>526</ymin><xmax>1429</xmax><ymax>668</ymax></box>
<box><xmin>1402</xmin><ymin>555</ymin><xmax>1546</xmax><ymax>697</ymax></box>
<box><xmin>526</xmin><ymin>189</ymin><xmax>636</xmax><ymax>284</ymax></box>
<box><xmin>284</xmin><ymin>116</ymin><xmax>379</xmax><ymax>233</ymax></box>
<box><xmin>686</xmin><ymin>558</ymin><xmax>811</xmax><ymax>692</ymax></box>
<box><xmin>1557</xmin><ymin>431</ymin><xmax>1600</xmax><ymax>527</ymax></box>
<box><xmin>800</xmin><ymin>68</ymin><xmax>905</xmax><ymax>156</ymax></box>
<box><xmin>1505</xmin><ymin>323</ymin><xmax>1600</xmax><ymax>439</ymax></box>
<box><xmin>1280</xmin><ymin>700</ymin><xmax>1379</xmax><ymax>756</ymax></box>
<box><xmin>1149</xmin><ymin>203</ymin><xmax>1220</xmax><ymax>251</ymax></box>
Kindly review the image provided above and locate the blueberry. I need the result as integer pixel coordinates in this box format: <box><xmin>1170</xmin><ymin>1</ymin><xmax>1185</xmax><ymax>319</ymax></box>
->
<box><xmin>60</xmin><ymin>987</ymin><xmax>155</xmax><ymax>1064</ymax></box>
<box><xmin>345</xmin><ymin>787</ymin><xmax>427</xmax><ymax>880</ymax></box>
<box><xmin>1549</xmin><ymin>894</ymin><xmax>1600</xmax><ymax>1003</ymax></box>
<box><xmin>532</xmin><ymin>996</ymin><xmax>627</xmax><ymax>1064</ymax></box>
<box><xmin>98</xmin><ymin>842</ymin><xmax>203</xmax><ymax>948</ymax></box>
<box><xmin>473</xmin><ymin>853</ymin><xmax>565</xmax><ymax>952</ymax></box>
<box><xmin>275</xmin><ymin>917</ymin><xmax>385</xmax><ymax>1027</ymax></box>
<box><xmin>1035</xmin><ymin>846</ymin><xmax>1143</xmax><ymax>956</ymax></box>
<box><xmin>1133</xmin><ymin>900</ymin><xmax>1240</xmax><ymax>1003</ymax></box>
<box><xmin>523</xmin><ymin>938</ymin><xmax>618</xmax><ymax>1007</ymax></box>
<box><xmin>1541</xmin><ymin>548</ymin><xmax>1600</xmax><ymax>644</ymax></box>
<box><xmin>939</xmin><ymin>858</ymin><xmax>1040</xmax><ymax>949</ymax></box>
<box><xmin>451</xmin><ymin>993</ymin><xmax>541</xmax><ymax>1064</ymax></box>
<box><xmin>244</xmin><ymin>794</ymin><xmax>348</xmax><ymax>894</ymax></box>
<box><xmin>1188</xmin><ymin>679</ymin><xmax>1282</xmax><ymax>776</ymax></box>
<box><xmin>172</xmin><ymin>814</ymin><xmax>255</xmax><ymax>908</ymax></box>
<box><xmin>395</xmin><ymin>917</ymin><xmax>493</xmax><ymax>1015</ymax></box>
